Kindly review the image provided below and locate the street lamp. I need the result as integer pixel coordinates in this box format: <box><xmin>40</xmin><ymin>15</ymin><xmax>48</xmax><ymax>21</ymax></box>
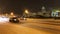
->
<box><xmin>11</xmin><ymin>12</ymin><xmax>14</xmax><ymax>16</ymax></box>
<box><xmin>23</xmin><ymin>9</ymin><xmax>29</xmax><ymax>18</ymax></box>
<box><xmin>25</xmin><ymin>10</ymin><xmax>29</xmax><ymax>14</ymax></box>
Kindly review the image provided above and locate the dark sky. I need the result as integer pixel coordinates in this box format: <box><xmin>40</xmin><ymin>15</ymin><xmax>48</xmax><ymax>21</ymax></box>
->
<box><xmin>0</xmin><ymin>0</ymin><xmax>60</xmax><ymax>14</ymax></box>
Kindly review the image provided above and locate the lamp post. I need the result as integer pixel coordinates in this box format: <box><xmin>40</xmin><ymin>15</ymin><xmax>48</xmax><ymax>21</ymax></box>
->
<box><xmin>10</xmin><ymin>12</ymin><xmax>14</xmax><ymax>17</ymax></box>
<box><xmin>24</xmin><ymin>10</ymin><xmax>29</xmax><ymax>18</ymax></box>
<box><xmin>11</xmin><ymin>12</ymin><xmax>14</xmax><ymax>16</ymax></box>
<box><xmin>25</xmin><ymin>10</ymin><xmax>29</xmax><ymax>14</ymax></box>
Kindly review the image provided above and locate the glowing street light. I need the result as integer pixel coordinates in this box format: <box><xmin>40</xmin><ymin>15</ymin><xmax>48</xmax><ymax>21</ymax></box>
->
<box><xmin>25</xmin><ymin>10</ymin><xmax>29</xmax><ymax>14</ymax></box>
<box><xmin>10</xmin><ymin>12</ymin><xmax>14</xmax><ymax>16</ymax></box>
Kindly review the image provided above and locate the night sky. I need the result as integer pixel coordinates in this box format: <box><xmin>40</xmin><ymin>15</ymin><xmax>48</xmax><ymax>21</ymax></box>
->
<box><xmin>0</xmin><ymin>0</ymin><xmax>60</xmax><ymax>15</ymax></box>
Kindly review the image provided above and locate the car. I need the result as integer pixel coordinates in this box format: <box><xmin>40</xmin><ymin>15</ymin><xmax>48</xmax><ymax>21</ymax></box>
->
<box><xmin>9</xmin><ymin>17</ymin><xmax>19</xmax><ymax>23</ymax></box>
<box><xmin>20</xmin><ymin>17</ymin><xmax>27</xmax><ymax>20</ymax></box>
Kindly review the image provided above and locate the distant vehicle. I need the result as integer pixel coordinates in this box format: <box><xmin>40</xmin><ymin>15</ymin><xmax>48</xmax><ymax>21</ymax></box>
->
<box><xmin>9</xmin><ymin>17</ymin><xmax>19</xmax><ymax>23</ymax></box>
<box><xmin>20</xmin><ymin>17</ymin><xmax>27</xmax><ymax>20</ymax></box>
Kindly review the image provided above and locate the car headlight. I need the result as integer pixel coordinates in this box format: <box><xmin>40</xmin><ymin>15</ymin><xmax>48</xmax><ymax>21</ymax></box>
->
<box><xmin>14</xmin><ymin>19</ymin><xmax>17</xmax><ymax>21</ymax></box>
<box><xmin>0</xmin><ymin>17</ymin><xmax>9</xmax><ymax>23</ymax></box>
